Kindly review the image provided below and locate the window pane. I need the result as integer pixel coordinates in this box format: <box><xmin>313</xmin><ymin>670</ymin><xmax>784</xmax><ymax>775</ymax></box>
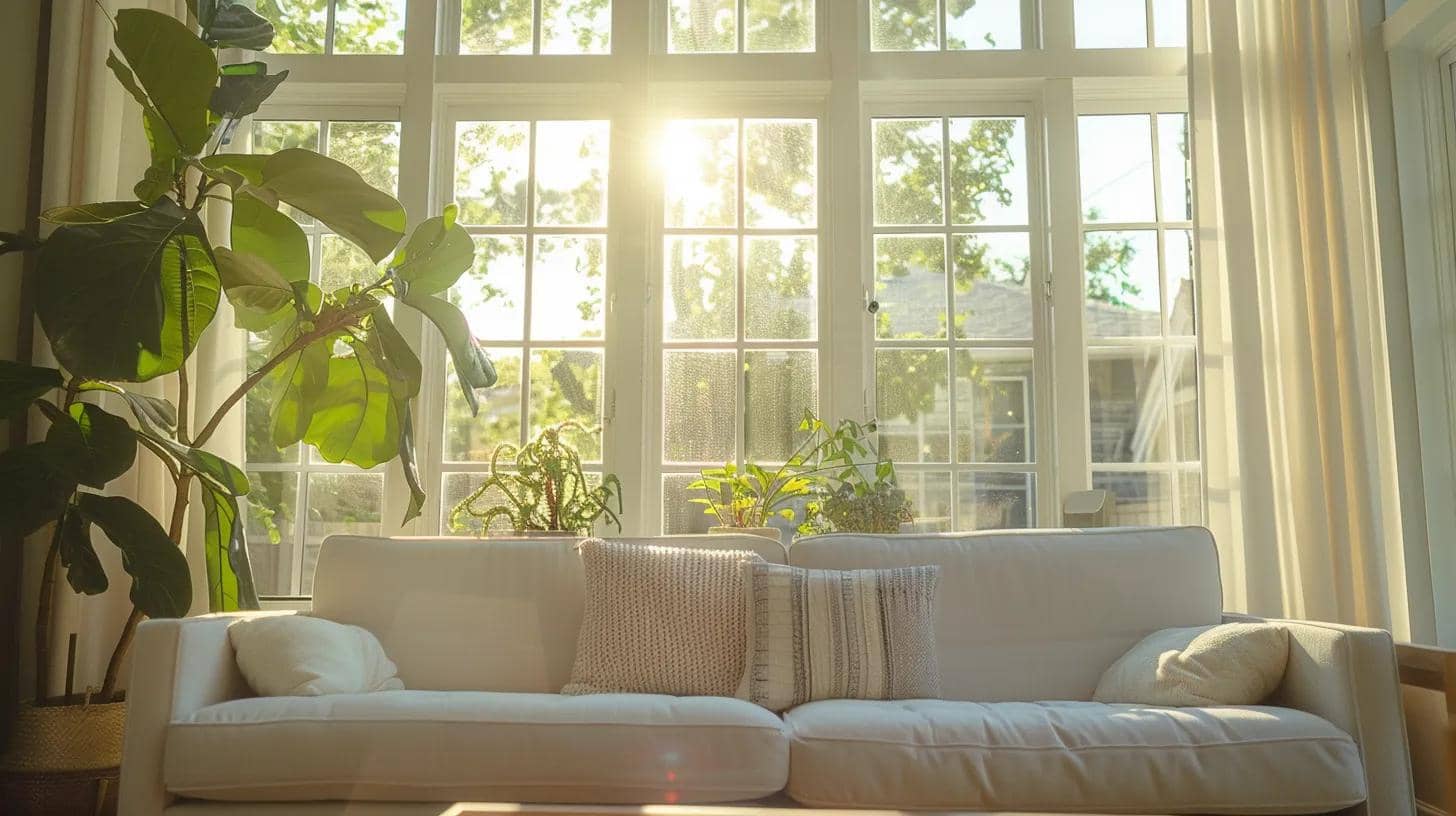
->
<box><xmin>303</xmin><ymin>473</ymin><xmax>383</xmax><ymax>594</ymax></box>
<box><xmin>901</xmin><ymin>470</ymin><xmax>952</xmax><ymax>531</ymax></box>
<box><xmin>529</xmin><ymin>349</ymin><xmax>603</xmax><ymax>459</ymax></box>
<box><xmin>665</xmin><ymin>236</ymin><xmax>737</xmax><ymax>340</ymax></box>
<box><xmin>532</xmin><ymin>236</ymin><xmax>606</xmax><ymax>340</ymax></box>
<box><xmin>1178</xmin><ymin>468</ymin><xmax>1203</xmax><ymax>525</ymax></box>
<box><xmin>1158</xmin><ymin>113</ymin><xmax>1191</xmax><ymax>220</ymax></box>
<box><xmin>445</xmin><ymin>352</ymin><xmax>522</xmax><ymax>461</ymax></box>
<box><xmin>953</xmin><ymin>232</ymin><xmax>1031</xmax><ymax>339</ymax></box>
<box><xmin>453</xmin><ymin>235</ymin><xmax>527</xmax><ymax>342</ymax></box>
<box><xmin>876</xmin><ymin>348</ymin><xmax>950</xmax><ymax>463</ymax></box>
<box><xmin>746</xmin><ymin>0</ymin><xmax>814</xmax><ymax>52</ymax></box>
<box><xmin>956</xmin><ymin>351</ymin><xmax>1033</xmax><ymax>463</ymax></box>
<box><xmin>244</xmin><ymin>472</ymin><xmax>297</xmax><ymax>596</ymax></box>
<box><xmin>442</xmin><ymin>473</ymin><xmax>495</xmax><ymax>535</ymax></box>
<box><xmin>947</xmin><ymin>0</ymin><xmax>1020</xmax><ymax>50</ymax></box>
<box><xmin>957</xmin><ymin>471</ymin><xmax>1034</xmax><ymax>529</ymax></box>
<box><xmin>245</xmin><ymin>332</ymin><xmax>300</xmax><ymax>464</ymax></box>
<box><xmin>535</xmin><ymin>121</ymin><xmax>610</xmax><ymax>227</ymax></box>
<box><xmin>332</xmin><ymin>0</ymin><xmax>405</xmax><ymax>54</ymax></box>
<box><xmin>669</xmin><ymin>0</ymin><xmax>736</xmax><ymax>53</ymax></box>
<box><xmin>949</xmin><ymin>117</ymin><xmax>1027</xmax><ymax>226</ymax></box>
<box><xmin>1088</xmin><ymin>346</ymin><xmax>1167</xmax><ymax>463</ymax></box>
<box><xmin>1084</xmin><ymin>230</ymin><xmax>1160</xmax><ymax>337</ymax></box>
<box><xmin>1153</xmin><ymin>0</ymin><xmax>1188</xmax><ymax>48</ymax></box>
<box><xmin>461</xmin><ymin>0</ymin><xmax>534</xmax><ymax>54</ymax></box>
<box><xmin>1079</xmin><ymin>115</ymin><xmax>1155</xmax><ymax>223</ymax></box>
<box><xmin>870</xmin><ymin>0</ymin><xmax>938</xmax><ymax>51</ymax></box>
<box><xmin>745</xmin><ymin>350</ymin><xmax>818</xmax><ymax>462</ymax></box>
<box><xmin>257</xmin><ymin>0</ymin><xmax>327</xmax><ymax>53</ymax></box>
<box><xmin>875</xmin><ymin>235</ymin><xmax>947</xmax><ymax>340</ymax></box>
<box><xmin>1171</xmin><ymin>345</ymin><xmax>1200</xmax><ymax>461</ymax></box>
<box><xmin>664</xmin><ymin>351</ymin><xmax>737</xmax><ymax>463</ymax></box>
<box><xmin>1164</xmin><ymin>228</ymin><xmax>1194</xmax><ymax>334</ymax></box>
<box><xmin>872</xmin><ymin>118</ymin><xmax>944</xmax><ymax>226</ymax></box>
<box><xmin>663</xmin><ymin>120</ymin><xmax>738</xmax><ymax>228</ymax></box>
<box><xmin>745</xmin><ymin>119</ymin><xmax>817</xmax><ymax>228</ymax></box>
<box><xmin>542</xmin><ymin>0</ymin><xmax>612</xmax><ymax>54</ymax></box>
<box><xmin>1075</xmin><ymin>0</ymin><xmax>1148</xmax><ymax>48</ymax></box>
<box><xmin>745</xmin><ymin>237</ymin><xmax>816</xmax><ymax>340</ymax></box>
<box><xmin>663</xmin><ymin>473</ymin><xmax>713</xmax><ymax>533</ymax></box>
<box><xmin>328</xmin><ymin>122</ymin><xmax>401</xmax><ymax>196</ymax></box>
<box><xmin>456</xmin><ymin>121</ymin><xmax>530</xmax><ymax>226</ymax></box>
<box><xmin>319</xmin><ymin>234</ymin><xmax>377</xmax><ymax>292</ymax></box>
<box><xmin>1093</xmin><ymin>470</ymin><xmax>1173</xmax><ymax>526</ymax></box>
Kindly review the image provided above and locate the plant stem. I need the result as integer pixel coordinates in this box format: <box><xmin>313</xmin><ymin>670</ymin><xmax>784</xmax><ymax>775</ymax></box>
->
<box><xmin>32</xmin><ymin>519</ymin><xmax>63</xmax><ymax>704</ymax></box>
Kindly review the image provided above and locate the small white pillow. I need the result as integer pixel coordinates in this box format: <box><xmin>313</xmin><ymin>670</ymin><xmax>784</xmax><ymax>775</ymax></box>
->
<box><xmin>228</xmin><ymin>614</ymin><xmax>404</xmax><ymax>697</ymax></box>
<box><xmin>1093</xmin><ymin>622</ymin><xmax>1289</xmax><ymax>707</ymax></box>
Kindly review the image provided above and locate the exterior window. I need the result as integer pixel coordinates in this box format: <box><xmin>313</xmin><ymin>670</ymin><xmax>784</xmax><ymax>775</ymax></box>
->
<box><xmin>869</xmin><ymin>0</ymin><xmax>1022</xmax><ymax>51</ymax></box>
<box><xmin>668</xmin><ymin>0</ymin><xmax>815</xmax><ymax>53</ymax></box>
<box><xmin>260</xmin><ymin>0</ymin><xmax>406</xmax><ymax>54</ymax></box>
<box><xmin>1073</xmin><ymin>0</ymin><xmax>1186</xmax><ymax>49</ymax></box>
<box><xmin>460</xmin><ymin>0</ymin><xmax>612</xmax><ymax>54</ymax></box>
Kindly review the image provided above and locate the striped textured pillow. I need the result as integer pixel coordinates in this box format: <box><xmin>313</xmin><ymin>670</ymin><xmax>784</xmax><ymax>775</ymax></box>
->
<box><xmin>740</xmin><ymin>561</ymin><xmax>941</xmax><ymax>711</ymax></box>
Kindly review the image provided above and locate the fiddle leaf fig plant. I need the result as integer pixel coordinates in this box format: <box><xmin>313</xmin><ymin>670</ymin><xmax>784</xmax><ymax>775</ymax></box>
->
<box><xmin>0</xmin><ymin>2</ymin><xmax>497</xmax><ymax>703</ymax></box>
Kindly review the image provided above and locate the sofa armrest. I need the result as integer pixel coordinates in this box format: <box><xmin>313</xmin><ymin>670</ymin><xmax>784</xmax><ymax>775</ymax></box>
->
<box><xmin>118</xmin><ymin>611</ymin><xmax>294</xmax><ymax>816</ymax></box>
<box><xmin>1228</xmin><ymin>614</ymin><xmax>1416</xmax><ymax>816</ymax></box>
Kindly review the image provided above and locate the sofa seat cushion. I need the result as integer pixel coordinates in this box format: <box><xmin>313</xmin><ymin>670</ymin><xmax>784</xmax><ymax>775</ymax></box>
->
<box><xmin>165</xmin><ymin>690</ymin><xmax>788</xmax><ymax>803</ymax></box>
<box><xmin>784</xmin><ymin>699</ymin><xmax>1365</xmax><ymax>814</ymax></box>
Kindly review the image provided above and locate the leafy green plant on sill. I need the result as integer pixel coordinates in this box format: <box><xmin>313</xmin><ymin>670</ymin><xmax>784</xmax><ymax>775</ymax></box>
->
<box><xmin>0</xmin><ymin>1</ymin><xmax>498</xmax><ymax>703</ymax></box>
<box><xmin>450</xmin><ymin>421</ymin><xmax>624</xmax><ymax>536</ymax></box>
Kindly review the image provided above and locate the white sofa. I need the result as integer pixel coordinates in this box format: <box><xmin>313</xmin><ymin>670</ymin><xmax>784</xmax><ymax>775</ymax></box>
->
<box><xmin>118</xmin><ymin>527</ymin><xmax>1415</xmax><ymax>815</ymax></box>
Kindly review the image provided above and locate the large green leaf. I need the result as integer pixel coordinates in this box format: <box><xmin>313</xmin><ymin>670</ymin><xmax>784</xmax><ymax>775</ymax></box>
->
<box><xmin>253</xmin><ymin>149</ymin><xmax>406</xmax><ymax>263</ymax></box>
<box><xmin>76</xmin><ymin>493</ymin><xmax>191</xmax><ymax>619</ymax></box>
<box><xmin>210</xmin><ymin>62</ymin><xmax>288</xmax><ymax>121</ymax></box>
<box><xmin>232</xmin><ymin>193</ymin><xmax>309</xmax><ymax>281</ymax></box>
<box><xmin>204</xmin><ymin>3</ymin><xmax>275</xmax><ymax>50</ymax></box>
<box><xmin>264</xmin><ymin>323</ymin><xmax>331</xmax><ymax>448</ymax></box>
<box><xmin>198</xmin><ymin>154</ymin><xmax>267</xmax><ymax>189</ymax></box>
<box><xmin>200</xmin><ymin>481</ymin><xmax>260</xmax><ymax>612</ymax></box>
<box><xmin>390</xmin><ymin>206</ymin><xmax>475</xmax><ymax>295</ymax></box>
<box><xmin>112</xmin><ymin>9</ymin><xmax>218</xmax><ymax>157</ymax></box>
<box><xmin>302</xmin><ymin>349</ymin><xmax>399</xmax><ymax>469</ymax></box>
<box><xmin>107</xmin><ymin>54</ymin><xmax>183</xmax><ymax>169</ymax></box>
<box><xmin>80</xmin><ymin>382</ymin><xmax>178</xmax><ymax>432</ymax></box>
<box><xmin>0</xmin><ymin>361</ymin><xmax>62</xmax><ymax>418</ymax></box>
<box><xmin>0</xmin><ymin>443</ymin><xmax>75</xmax><ymax>539</ymax></box>
<box><xmin>41</xmin><ymin>202</ymin><xmax>147</xmax><ymax>225</ymax></box>
<box><xmin>45</xmin><ymin>402</ymin><xmax>138</xmax><ymax>489</ymax></box>
<box><xmin>58</xmin><ymin>508</ymin><xmax>108</xmax><ymax>596</ymax></box>
<box><xmin>216</xmin><ymin>248</ymin><xmax>293</xmax><ymax>330</ymax></box>
<box><xmin>402</xmin><ymin>291</ymin><xmax>497</xmax><ymax>415</ymax></box>
<box><xmin>365</xmin><ymin>310</ymin><xmax>424</xmax><ymax>522</ymax></box>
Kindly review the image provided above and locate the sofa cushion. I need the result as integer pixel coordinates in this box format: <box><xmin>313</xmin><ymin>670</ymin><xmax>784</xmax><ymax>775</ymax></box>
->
<box><xmin>783</xmin><ymin>699</ymin><xmax>1365</xmax><ymax>814</ymax></box>
<box><xmin>165</xmin><ymin>690</ymin><xmax>788</xmax><ymax>803</ymax></box>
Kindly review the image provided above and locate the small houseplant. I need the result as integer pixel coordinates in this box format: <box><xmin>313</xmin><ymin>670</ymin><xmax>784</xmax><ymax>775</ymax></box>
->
<box><xmin>799</xmin><ymin>416</ymin><xmax>913</xmax><ymax>535</ymax></box>
<box><xmin>689</xmin><ymin>461</ymin><xmax>814</xmax><ymax>542</ymax></box>
<box><xmin>450</xmin><ymin>421</ymin><xmax>623</xmax><ymax>536</ymax></box>
<box><xmin>0</xmin><ymin>3</ymin><xmax>497</xmax><ymax>811</ymax></box>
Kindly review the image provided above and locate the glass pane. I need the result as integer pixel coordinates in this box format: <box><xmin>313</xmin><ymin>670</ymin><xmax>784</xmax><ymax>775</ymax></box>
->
<box><xmin>870</xmin><ymin>0</ymin><xmax>939</xmax><ymax>51</ymax></box>
<box><xmin>1075</xmin><ymin>0</ymin><xmax>1148</xmax><ymax>48</ymax></box>
<box><xmin>1085</xmin><ymin>230</ymin><xmax>1161</xmax><ymax>337</ymax></box>
<box><xmin>332</xmin><ymin>0</ymin><xmax>405</xmax><ymax>54</ymax></box>
<box><xmin>947</xmin><ymin>0</ymin><xmax>1021</xmax><ymax>50</ymax></box>
<box><xmin>665</xmin><ymin>236</ymin><xmax>737</xmax><ymax>340</ymax></box>
<box><xmin>668</xmin><ymin>0</ymin><xmax>736</xmax><ymax>53</ymax></box>
<box><xmin>663</xmin><ymin>120</ymin><xmax>738</xmax><ymax>228</ymax></box>
<box><xmin>328</xmin><ymin>122</ymin><xmax>401</xmax><ymax>197</ymax></box>
<box><xmin>1164</xmin><ymin>228</ymin><xmax>1194</xmax><ymax>334</ymax></box>
<box><xmin>442</xmin><ymin>473</ymin><xmax>495</xmax><ymax>535</ymax></box>
<box><xmin>664</xmin><ymin>351</ymin><xmax>737</xmax><ymax>463</ymax></box>
<box><xmin>872</xmin><ymin>118</ymin><xmax>945</xmax><ymax>226</ymax></box>
<box><xmin>875</xmin><ymin>235</ymin><xmax>947</xmax><ymax>340</ymax></box>
<box><xmin>542</xmin><ymin>0</ymin><xmax>613</xmax><ymax>54</ymax></box>
<box><xmin>953</xmin><ymin>232</ymin><xmax>1031</xmax><ymax>339</ymax></box>
<box><xmin>1153</xmin><ymin>0</ymin><xmax>1188</xmax><ymax>48</ymax></box>
<box><xmin>244</xmin><ymin>471</ymin><xmax>297</xmax><ymax>596</ymax></box>
<box><xmin>445</xmin><ymin>351</ymin><xmax>522</xmax><ymax>461</ymax></box>
<box><xmin>744</xmin><ymin>350</ymin><xmax>818</xmax><ymax>462</ymax></box>
<box><xmin>745</xmin><ymin>237</ymin><xmax>816</xmax><ymax>340</ymax></box>
<box><xmin>452</xmin><ymin>235</ymin><xmax>527</xmax><ymax>342</ymax></box>
<box><xmin>956</xmin><ymin>351</ymin><xmax>1033</xmax><ymax>463</ymax></box>
<box><xmin>1093</xmin><ymin>470</ymin><xmax>1173</xmax><ymax>526</ymax></box>
<box><xmin>1170</xmin><ymin>344</ymin><xmax>1200</xmax><ymax>461</ymax></box>
<box><xmin>303</xmin><ymin>473</ymin><xmax>383</xmax><ymax>594</ymax></box>
<box><xmin>901</xmin><ymin>471</ymin><xmax>952</xmax><ymax>531</ymax></box>
<box><xmin>1088</xmin><ymin>346</ymin><xmax>1167</xmax><ymax>463</ymax></box>
<box><xmin>664</xmin><ymin>473</ymin><xmax>714</xmax><ymax>534</ymax></box>
<box><xmin>256</xmin><ymin>0</ymin><xmax>327</xmax><ymax>53</ymax></box>
<box><xmin>1079</xmin><ymin>115</ymin><xmax>1155</xmax><ymax>223</ymax></box>
<box><xmin>319</xmin><ymin>234</ymin><xmax>377</xmax><ymax>292</ymax></box>
<box><xmin>949</xmin><ymin>117</ymin><xmax>1027</xmax><ymax>225</ymax></box>
<box><xmin>1178</xmin><ymin>467</ymin><xmax>1203</xmax><ymax>525</ymax></box>
<box><xmin>876</xmin><ymin>348</ymin><xmax>950</xmax><ymax>463</ymax></box>
<box><xmin>456</xmin><ymin>121</ymin><xmax>530</xmax><ymax>226</ymax></box>
<box><xmin>535</xmin><ymin>121</ymin><xmax>610</xmax><ymax>227</ymax></box>
<box><xmin>957</xmin><ymin>471</ymin><xmax>1034</xmax><ymax>529</ymax></box>
<box><xmin>461</xmin><ymin>0</ymin><xmax>534</xmax><ymax>54</ymax></box>
<box><xmin>532</xmin><ymin>235</ymin><xmax>606</xmax><ymax>340</ymax></box>
<box><xmin>1158</xmin><ymin>113</ymin><xmax>1192</xmax><ymax>220</ymax></box>
<box><xmin>529</xmin><ymin>349</ymin><xmax>603</xmax><ymax>460</ymax></box>
<box><xmin>745</xmin><ymin>119</ymin><xmax>817</xmax><ymax>228</ymax></box>
<box><xmin>746</xmin><ymin>0</ymin><xmax>814</xmax><ymax>52</ymax></box>
<box><xmin>245</xmin><ymin>332</ymin><xmax>300</xmax><ymax>464</ymax></box>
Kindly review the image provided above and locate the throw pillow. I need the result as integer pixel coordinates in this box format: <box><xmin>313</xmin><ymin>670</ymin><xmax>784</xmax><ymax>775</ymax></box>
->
<box><xmin>228</xmin><ymin>614</ymin><xmax>404</xmax><ymax>697</ymax></box>
<box><xmin>741</xmin><ymin>561</ymin><xmax>941</xmax><ymax>711</ymax></box>
<box><xmin>1093</xmin><ymin>622</ymin><xmax>1290</xmax><ymax>707</ymax></box>
<box><xmin>562</xmin><ymin>539</ymin><xmax>763</xmax><ymax>696</ymax></box>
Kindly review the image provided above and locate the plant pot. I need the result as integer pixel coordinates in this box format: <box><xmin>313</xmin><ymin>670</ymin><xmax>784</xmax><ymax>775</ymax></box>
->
<box><xmin>0</xmin><ymin>699</ymin><xmax>126</xmax><ymax>816</ymax></box>
<box><xmin>709</xmin><ymin>525</ymin><xmax>783</xmax><ymax>543</ymax></box>
<box><xmin>496</xmin><ymin>529</ymin><xmax>582</xmax><ymax>539</ymax></box>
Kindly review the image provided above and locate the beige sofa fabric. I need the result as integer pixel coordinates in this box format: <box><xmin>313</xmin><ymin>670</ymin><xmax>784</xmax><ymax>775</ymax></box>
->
<box><xmin>783</xmin><ymin>698</ymin><xmax>1366</xmax><ymax>813</ymax></box>
<box><xmin>165</xmin><ymin>690</ymin><xmax>788</xmax><ymax>803</ymax></box>
<box><xmin>1093</xmin><ymin>622</ymin><xmax>1290</xmax><ymax>706</ymax></box>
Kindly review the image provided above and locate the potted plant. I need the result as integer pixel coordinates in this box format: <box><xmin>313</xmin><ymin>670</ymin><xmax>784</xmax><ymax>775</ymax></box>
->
<box><xmin>450</xmin><ymin>421</ymin><xmax>624</xmax><ymax>537</ymax></box>
<box><xmin>799</xmin><ymin>414</ymin><xmax>914</xmax><ymax>535</ymax></box>
<box><xmin>0</xmin><ymin>4</ymin><xmax>498</xmax><ymax>812</ymax></box>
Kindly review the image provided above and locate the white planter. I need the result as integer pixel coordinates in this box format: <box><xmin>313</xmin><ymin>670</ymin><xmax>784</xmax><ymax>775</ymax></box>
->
<box><xmin>708</xmin><ymin>526</ymin><xmax>782</xmax><ymax>543</ymax></box>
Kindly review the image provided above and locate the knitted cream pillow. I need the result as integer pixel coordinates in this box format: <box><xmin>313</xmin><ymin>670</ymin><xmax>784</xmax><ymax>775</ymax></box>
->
<box><xmin>563</xmin><ymin>539</ymin><xmax>763</xmax><ymax>696</ymax></box>
<box><xmin>1094</xmin><ymin>622</ymin><xmax>1290</xmax><ymax>707</ymax></box>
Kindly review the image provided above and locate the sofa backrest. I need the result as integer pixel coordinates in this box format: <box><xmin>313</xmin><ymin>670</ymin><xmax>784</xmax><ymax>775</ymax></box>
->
<box><xmin>788</xmin><ymin>526</ymin><xmax>1222</xmax><ymax>702</ymax></box>
<box><xmin>311</xmin><ymin>533</ymin><xmax>786</xmax><ymax>692</ymax></box>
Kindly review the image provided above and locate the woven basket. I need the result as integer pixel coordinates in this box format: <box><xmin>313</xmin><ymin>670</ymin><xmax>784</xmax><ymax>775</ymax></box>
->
<box><xmin>0</xmin><ymin>700</ymin><xmax>126</xmax><ymax>816</ymax></box>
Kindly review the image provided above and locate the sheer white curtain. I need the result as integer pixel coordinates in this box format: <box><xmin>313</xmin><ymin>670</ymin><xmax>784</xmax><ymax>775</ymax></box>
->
<box><xmin>1190</xmin><ymin>0</ymin><xmax>1435</xmax><ymax>641</ymax></box>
